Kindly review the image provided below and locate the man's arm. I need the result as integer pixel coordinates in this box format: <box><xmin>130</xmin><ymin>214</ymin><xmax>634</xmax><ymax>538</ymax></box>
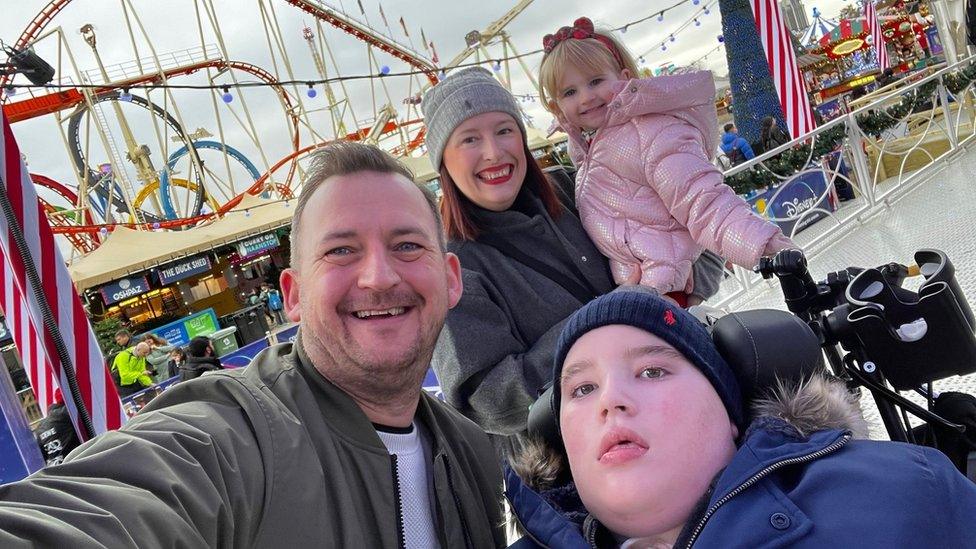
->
<box><xmin>0</xmin><ymin>381</ymin><xmax>270</xmax><ymax>548</ymax></box>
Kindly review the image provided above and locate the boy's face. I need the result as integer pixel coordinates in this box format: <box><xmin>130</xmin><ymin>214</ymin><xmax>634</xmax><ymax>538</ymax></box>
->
<box><xmin>554</xmin><ymin>63</ymin><xmax>630</xmax><ymax>131</ymax></box>
<box><xmin>559</xmin><ymin>325</ymin><xmax>738</xmax><ymax>541</ymax></box>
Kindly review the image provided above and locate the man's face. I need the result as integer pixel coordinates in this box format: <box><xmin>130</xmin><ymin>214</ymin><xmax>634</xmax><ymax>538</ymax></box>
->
<box><xmin>280</xmin><ymin>171</ymin><xmax>462</xmax><ymax>394</ymax></box>
<box><xmin>115</xmin><ymin>334</ymin><xmax>129</xmax><ymax>347</ymax></box>
<box><xmin>559</xmin><ymin>325</ymin><xmax>738</xmax><ymax>541</ymax></box>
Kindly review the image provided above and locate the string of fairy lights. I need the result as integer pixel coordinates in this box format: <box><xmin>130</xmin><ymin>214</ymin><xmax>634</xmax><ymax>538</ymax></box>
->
<box><xmin>2</xmin><ymin>0</ymin><xmax>728</xmax><ymax>101</ymax></box>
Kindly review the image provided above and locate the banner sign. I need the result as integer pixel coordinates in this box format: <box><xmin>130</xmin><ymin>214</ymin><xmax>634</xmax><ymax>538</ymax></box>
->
<box><xmin>157</xmin><ymin>255</ymin><xmax>212</xmax><ymax>285</ymax></box>
<box><xmin>99</xmin><ymin>276</ymin><xmax>151</xmax><ymax>305</ymax></box>
<box><xmin>143</xmin><ymin>308</ymin><xmax>220</xmax><ymax>347</ymax></box>
<box><xmin>236</xmin><ymin>233</ymin><xmax>279</xmax><ymax>258</ymax></box>
<box><xmin>748</xmin><ymin>168</ymin><xmax>837</xmax><ymax>236</ymax></box>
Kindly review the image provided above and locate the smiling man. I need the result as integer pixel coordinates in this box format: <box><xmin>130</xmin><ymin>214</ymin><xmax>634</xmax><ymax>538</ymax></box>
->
<box><xmin>0</xmin><ymin>142</ymin><xmax>506</xmax><ymax>548</ymax></box>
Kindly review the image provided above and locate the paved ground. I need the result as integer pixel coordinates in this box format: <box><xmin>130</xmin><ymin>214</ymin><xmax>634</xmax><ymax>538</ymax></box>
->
<box><xmin>713</xmin><ymin>146</ymin><xmax>976</xmax><ymax>439</ymax></box>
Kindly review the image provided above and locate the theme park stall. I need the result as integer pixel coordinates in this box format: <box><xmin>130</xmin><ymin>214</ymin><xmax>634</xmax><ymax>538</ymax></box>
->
<box><xmin>799</xmin><ymin>3</ymin><xmax>943</xmax><ymax>123</ymax></box>
<box><xmin>801</xmin><ymin>14</ymin><xmax>882</xmax><ymax>120</ymax></box>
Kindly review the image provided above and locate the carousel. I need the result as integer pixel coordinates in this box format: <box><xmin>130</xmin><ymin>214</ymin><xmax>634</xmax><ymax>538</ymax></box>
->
<box><xmin>797</xmin><ymin>3</ymin><xmax>941</xmax><ymax>121</ymax></box>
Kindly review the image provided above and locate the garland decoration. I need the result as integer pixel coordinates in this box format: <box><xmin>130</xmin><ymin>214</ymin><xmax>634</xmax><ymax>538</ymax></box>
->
<box><xmin>725</xmin><ymin>67</ymin><xmax>976</xmax><ymax>195</ymax></box>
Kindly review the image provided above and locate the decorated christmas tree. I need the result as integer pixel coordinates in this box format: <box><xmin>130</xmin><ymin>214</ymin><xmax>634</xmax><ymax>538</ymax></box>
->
<box><xmin>719</xmin><ymin>0</ymin><xmax>787</xmax><ymax>143</ymax></box>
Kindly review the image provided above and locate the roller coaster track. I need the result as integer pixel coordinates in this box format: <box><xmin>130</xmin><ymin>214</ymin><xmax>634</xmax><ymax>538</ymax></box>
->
<box><xmin>3</xmin><ymin>59</ymin><xmax>301</xmax><ymax>179</ymax></box>
<box><xmin>3</xmin><ymin>0</ymin><xmax>437</xmax><ymax>95</ymax></box>
<box><xmin>49</xmin><ymin>117</ymin><xmax>423</xmax><ymax>238</ymax></box>
<box><xmin>7</xmin><ymin>0</ymin><xmax>436</xmax><ymax>246</ymax></box>
<box><xmin>30</xmin><ymin>173</ymin><xmax>98</xmax><ymax>252</ymax></box>
<box><xmin>283</xmin><ymin>0</ymin><xmax>438</xmax><ymax>85</ymax></box>
<box><xmin>65</xmin><ymin>90</ymin><xmax>207</xmax><ymax>223</ymax></box>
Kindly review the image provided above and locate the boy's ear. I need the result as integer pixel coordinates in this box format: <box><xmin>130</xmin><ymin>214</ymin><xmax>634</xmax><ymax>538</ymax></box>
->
<box><xmin>546</xmin><ymin>99</ymin><xmax>559</xmax><ymax>113</ymax></box>
<box><xmin>621</xmin><ymin>68</ymin><xmax>633</xmax><ymax>80</ymax></box>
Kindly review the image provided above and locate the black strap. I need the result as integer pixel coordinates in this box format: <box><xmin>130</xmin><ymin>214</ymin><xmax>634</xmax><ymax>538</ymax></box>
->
<box><xmin>478</xmin><ymin>232</ymin><xmax>598</xmax><ymax>304</ymax></box>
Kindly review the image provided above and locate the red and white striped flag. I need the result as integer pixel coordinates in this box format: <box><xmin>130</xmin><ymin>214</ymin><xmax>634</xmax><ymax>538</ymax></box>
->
<box><xmin>751</xmin><ymin>0</ymin><xmax>816</xmax><ymax>138</ymax></box>
<box><xmin>864</xmin><ymin>0</ymin><xmax>888</xmax><ymax>70</ymax></box>
<box><xmin>0</xmin><ymin>111</ymin><xmax>125</xmax><ymax>441</ymax></box>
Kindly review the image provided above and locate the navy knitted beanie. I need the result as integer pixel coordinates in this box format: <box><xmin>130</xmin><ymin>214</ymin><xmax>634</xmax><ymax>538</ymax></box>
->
<box><xmin>551</xmin><ymin>290</ymin><xmax>745</xmax><ymax>430</ymax></box>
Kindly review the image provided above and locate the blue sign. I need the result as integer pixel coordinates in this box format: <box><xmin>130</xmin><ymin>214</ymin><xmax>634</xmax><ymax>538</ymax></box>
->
<box><xmin>236</xmin><ymin>233</ymin><xmax>279</xmax><ymax>258</ymax></box>
<box><xmin>747</xmin><ymin>168</ymin><xmax>837</xmax><ymax>236</ymax></box>
<box><xmin>99</xmin><ymin>276</ymin><xmax>151</xmax><ymax>305</ymax></box>
<box><xmin>143</xmin><ymin>308</ymin><xmax>220</xmax><ymax>347</ymax></box>
<box><xmin>157</xmin><ymin>255</ymin><xmax>212</xmax><ymax>285</ymax></box>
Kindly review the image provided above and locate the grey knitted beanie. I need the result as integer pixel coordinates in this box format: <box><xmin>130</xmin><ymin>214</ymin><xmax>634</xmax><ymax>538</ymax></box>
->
<box><xmin>421</xmin><ymin>67</ymin><xmax>526</xmax><ymax>170</ymax></box>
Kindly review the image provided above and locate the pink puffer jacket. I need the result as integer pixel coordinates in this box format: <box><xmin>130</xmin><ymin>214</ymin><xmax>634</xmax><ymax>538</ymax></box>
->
<box><xmin>565</xmin><ymin>71</ymin><xmax>788</xmax><ymax>293</ymax></box>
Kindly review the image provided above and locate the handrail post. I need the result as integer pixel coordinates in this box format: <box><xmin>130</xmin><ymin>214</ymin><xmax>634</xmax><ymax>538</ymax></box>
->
<box><xmin>938</xmin><ymin>75</ymin><xmax>959</xmax><ymax>150</ymax></box>
<box><xmin>844</xmin><ymin>116</ymin><xmax>875</xmax><ymax>207</ymax></box>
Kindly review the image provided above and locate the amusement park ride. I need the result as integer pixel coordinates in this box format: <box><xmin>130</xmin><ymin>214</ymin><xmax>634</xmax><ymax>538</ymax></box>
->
<box><xmin>0</xmin><ymin>0</ymin><xmax>538</xmax><ymax>257</ymax></box>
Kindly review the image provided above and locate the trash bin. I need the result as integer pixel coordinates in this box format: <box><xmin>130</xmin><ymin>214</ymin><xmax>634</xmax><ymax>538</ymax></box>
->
<box><xmin>219</xmin><ymin>305</ymin><xmax>271</xmax><ymax>346</ymax></box>
<box><xmin>209</xmin><ymin>327</ymin><xmax>239</xmax><ymax>357</ymax></box>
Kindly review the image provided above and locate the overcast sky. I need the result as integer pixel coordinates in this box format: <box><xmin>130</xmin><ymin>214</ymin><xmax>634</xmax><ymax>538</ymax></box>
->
<box><xmin>1</xmin><ymin>0</ymin><xmax>852</xmax><ymax>242</ymax></box>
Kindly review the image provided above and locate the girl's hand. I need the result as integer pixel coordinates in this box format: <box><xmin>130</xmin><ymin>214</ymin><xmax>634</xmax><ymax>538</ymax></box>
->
<box><xmin>763</xmin><ymin>233</ymin><xmax>797</xmax><ymax>256</ymax></box>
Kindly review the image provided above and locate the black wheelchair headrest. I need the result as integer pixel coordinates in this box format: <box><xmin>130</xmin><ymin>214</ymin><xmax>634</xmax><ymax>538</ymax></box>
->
<box><xmin>711</xmin><ymin>309</ymin><xmax>825</xmax><ymax>402</ymax></box>
<box><xmin>527</xmin><ymin>308</ymin><xmax>826</xmax><ymax>449</ymax></box>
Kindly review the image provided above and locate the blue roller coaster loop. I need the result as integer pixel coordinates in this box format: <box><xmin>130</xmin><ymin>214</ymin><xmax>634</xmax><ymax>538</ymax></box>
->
<box><xmin>159</xmin><ymin>140</ymin><xmax>261</xmax><ymax>219</ymax></box>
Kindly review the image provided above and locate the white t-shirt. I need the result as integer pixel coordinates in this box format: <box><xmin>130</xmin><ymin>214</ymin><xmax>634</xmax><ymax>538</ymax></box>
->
<box><xmin>376</xmin><ymin>423</ymin><xmax>440</xmax><ymax>549</ymax></box>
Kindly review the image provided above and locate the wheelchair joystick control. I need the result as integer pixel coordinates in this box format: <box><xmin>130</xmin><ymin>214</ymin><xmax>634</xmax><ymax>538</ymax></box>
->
<box><xmin>758</xmin><ymin>250</ymin><xmax>822</xmax><ymax>318</ymax></box>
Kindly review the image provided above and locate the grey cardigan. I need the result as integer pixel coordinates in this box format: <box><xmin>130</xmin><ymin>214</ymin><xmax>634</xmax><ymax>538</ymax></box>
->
<box><xmin>432</xmin><ymin>189</ymin><xmax>724</xmax><ymax>444</ymax></box>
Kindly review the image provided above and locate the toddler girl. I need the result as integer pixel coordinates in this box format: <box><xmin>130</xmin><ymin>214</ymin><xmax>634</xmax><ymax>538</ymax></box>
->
<box><xmin>539</xmin><ymin>17</ymin><xmax>795</xmax><ymax>306</ymax></box>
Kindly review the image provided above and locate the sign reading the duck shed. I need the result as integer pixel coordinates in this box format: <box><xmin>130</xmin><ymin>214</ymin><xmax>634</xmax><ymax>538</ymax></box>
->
<box><xmin>157</xmin><ymin>255</ymin><xmax>213</xmax><ymax>285</ymax></box>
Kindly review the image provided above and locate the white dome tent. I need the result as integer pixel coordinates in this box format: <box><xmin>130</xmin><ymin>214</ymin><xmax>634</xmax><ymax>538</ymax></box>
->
<box><xmin>799</xmin><ymin>7</ymin><xmax>839</xmax><ymax>49</ymax></box>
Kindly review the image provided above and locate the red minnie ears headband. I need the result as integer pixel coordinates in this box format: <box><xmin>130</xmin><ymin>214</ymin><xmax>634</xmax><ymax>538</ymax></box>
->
<box><xmin>542</xmin><ymin>17</ymin><xmax>625</xmax><ymax>69</ymax></box>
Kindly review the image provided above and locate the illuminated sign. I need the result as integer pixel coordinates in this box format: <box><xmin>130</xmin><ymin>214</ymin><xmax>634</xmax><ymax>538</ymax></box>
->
<box><xmin>99</xmin><ymin>276</ymin><xmax>151</xmax><ymax>305</ymax></box>
<box><xmin>236</xmin><ymin>233</ymin><xmax>280</xmax><ymax>258</ymax></box>
<box><xmin>157</xmin><ymin>255</ymin><xmax>212</xmax><ymax>285</ymax></box>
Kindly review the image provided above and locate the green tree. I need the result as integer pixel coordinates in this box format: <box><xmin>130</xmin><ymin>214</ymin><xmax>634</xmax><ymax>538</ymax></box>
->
<box><xmin>93</xmin><ymin>316</ymin><xmax>125</xmax><ymax>356</ymax></box>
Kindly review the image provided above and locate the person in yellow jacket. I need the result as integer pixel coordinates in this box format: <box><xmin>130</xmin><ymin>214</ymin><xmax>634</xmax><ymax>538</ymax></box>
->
<box><xmin>112</xmin><ymin>342</ymin><xmax>154</xmax><ymax>397</ymax></box>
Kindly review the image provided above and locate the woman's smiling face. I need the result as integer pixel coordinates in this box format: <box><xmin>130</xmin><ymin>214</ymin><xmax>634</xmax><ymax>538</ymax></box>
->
<box><xmin>441</xmin><ymin>111</ymin><xmax>527</xmax><ymax>212</ymax></box>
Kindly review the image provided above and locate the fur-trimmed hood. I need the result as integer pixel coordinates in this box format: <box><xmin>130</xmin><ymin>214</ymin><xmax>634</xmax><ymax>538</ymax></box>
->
<box><xmin>512</xmin><ymin>374</ymin><xmax>870</xmax><ymax>494</ymax></box>
<box><xmin>507</xmin><ymin>376</ymin><xmax>976</xmax><ymax>549</ymax></box>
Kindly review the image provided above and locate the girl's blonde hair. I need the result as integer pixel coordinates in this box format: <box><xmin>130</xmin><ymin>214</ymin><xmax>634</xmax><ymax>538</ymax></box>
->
<box><xmin>539</xmin><ymin>31</ymin><xmax>640</xmax><ymax>116</ymax></box>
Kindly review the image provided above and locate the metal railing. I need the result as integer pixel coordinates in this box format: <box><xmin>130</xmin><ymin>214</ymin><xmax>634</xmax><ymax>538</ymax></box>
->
<box><xmin>82</xmin><ymin>44</ymin><xmax>223</xmax><ymax>85</ymax></box>
<box><xmin>713</xmin><ymin>53</ymin><xmax>976</xmax><ymax>309</ymax></box>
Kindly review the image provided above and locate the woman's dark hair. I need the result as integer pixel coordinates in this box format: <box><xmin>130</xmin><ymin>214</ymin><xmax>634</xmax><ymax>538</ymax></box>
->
<box><xmin>760</xmin><ymin>116</ymin><xmax>776</xmax><ymax>143</ymax></box>
<box><xmin>439</xmin><ymin>141</ymin><xmax>563</xmax><ymax>242</ymax></box>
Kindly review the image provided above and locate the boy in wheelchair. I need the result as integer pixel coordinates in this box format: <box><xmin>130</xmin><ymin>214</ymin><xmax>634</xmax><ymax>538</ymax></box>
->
<box><xmin>507</xmin><ymin>290</ymin><xmax>976</xmax><ymax>548</ymax></box>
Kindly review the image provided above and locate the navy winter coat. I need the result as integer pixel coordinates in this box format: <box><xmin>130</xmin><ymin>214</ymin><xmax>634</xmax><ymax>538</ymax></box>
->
<box><xmin>507</xmin><ymin>377</ymin><xmax>976</xmax><ymax>548</ymax></box>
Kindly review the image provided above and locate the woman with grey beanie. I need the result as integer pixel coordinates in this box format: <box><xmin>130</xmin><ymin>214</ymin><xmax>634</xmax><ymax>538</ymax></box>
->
<box><xmin>423</xmin><ymin>66</ymin><xmax>725</xmax><ymax>459</ymax></box>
